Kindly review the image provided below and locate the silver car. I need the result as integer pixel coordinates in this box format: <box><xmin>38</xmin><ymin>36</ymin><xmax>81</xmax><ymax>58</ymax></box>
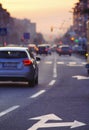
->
<box><xmin>0</xmin><ymin>46</ymin><xmax>40</xmax><ymax>87</ymax></box>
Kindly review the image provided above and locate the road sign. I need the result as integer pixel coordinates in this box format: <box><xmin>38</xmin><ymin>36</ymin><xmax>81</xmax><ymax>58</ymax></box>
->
<box><xmin>28</xmin><ymin>114</ymin><xmax>86</xmax><ymax>130</ymax></box>
<box><xmin>23</xmin><ymin>32</ymin><xmax>30</xmax><ymax>39</ymax></box>
<box><xmin>0</xmin><ymin>28</ymin><xmax>7</xmax><ymax>36</ymax></box>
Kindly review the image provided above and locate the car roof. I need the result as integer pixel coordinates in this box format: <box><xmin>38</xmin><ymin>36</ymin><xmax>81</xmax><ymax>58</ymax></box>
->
<box><xmin>0</xmin><ymin>47</ymin><xmax>28</xmax><ymax>51</ymax></box>
<box><xmin>28</xmin><ymin>44</ymin><xmax>37</xmax><ymax>47</ymax></box>
<box><xmin>59</xmin><ymin>45</ymin><xmax>70</xmax><ymax>48</ymax></box>
<box><xmin>60</xmin><ymin>45</ymin><xmax>70</xmax><ymax>47</ymax></box>
<box><xmin>38</xmin><ymin>44</ymin><xmax>50</xmax><ymax>47</ymax></box>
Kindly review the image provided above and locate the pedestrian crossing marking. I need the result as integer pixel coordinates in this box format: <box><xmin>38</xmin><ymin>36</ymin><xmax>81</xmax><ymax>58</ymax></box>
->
<box><xmin>82</xmin><ymin>62</ymin><xmax>86</xmax><ymax>65</ymax></box>
<box><xmin>57</xmin><ymin>62</ymin><xmax>64</xmax><ymax>64</ymax></box>
<box><xmin>68</xmin><ymin>62</ymin><xmax>76</xmax><ymax>65</ymax></box>
<box><xmin>45</xmin><ymin>61</ymin><xmax>52</xmax><ymax>64</ymax></box>
<box><xmin>67</xmin><ymin>64</ymin><xmax>83</xmax><ymax>67</ymax></box>
<box><xmin>42</xmin><ymin>61</ymin><xmax>86</xmax><ymax>66</ymax></box>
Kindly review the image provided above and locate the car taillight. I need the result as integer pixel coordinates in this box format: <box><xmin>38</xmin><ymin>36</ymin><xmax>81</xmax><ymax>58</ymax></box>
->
<box><xmin>23</xmin><ymin>59</ymin><xmax>32</xmax><ymax>66</ymax></box>
<box><xmin>45</xmin><ymin>48</ymin><xmax>48</xmax><ymax>51</ymax></box>
<box><xmin>58</xmin><ymin>48</ymin><xmax>61</xmax><ymax>52</ymax></box>
<box><xmin>69</xmin><ymin>50</ymin><xmax>72</xmax><ymax>52</ymax></box>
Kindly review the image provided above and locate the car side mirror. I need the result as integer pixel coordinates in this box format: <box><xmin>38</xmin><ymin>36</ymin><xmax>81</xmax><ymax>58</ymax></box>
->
<box><xmin>36</xmin><ymin>56</ymin><xmax>41</xmax><ymax>61</ymax></box>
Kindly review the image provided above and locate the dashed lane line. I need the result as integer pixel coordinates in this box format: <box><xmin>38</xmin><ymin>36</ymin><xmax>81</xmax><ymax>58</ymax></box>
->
<box><xmin>48</xmin><ymin>80</ymin><xmax>56</xmax><ymax>86</ymax></box>
<box><xmin>30</xmin><ymin>90</ymin><xmax>46</xmax><ymax>98</ymax></box>
<box><xmin>0</xmin><ymin>105</ymin><xmax>20</xmax><ymax>117</ymax></box>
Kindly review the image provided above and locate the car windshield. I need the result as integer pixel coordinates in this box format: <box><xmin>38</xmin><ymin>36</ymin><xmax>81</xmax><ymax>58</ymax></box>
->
<box><xmin>0</xmin><ymin>51</ymin><xmax>27</xmax><ymax>58</ymax></box>
<box><xmin>62</xmin><ymin>47</ymin><xmax>70</xmax><ymax>51</ymax></box>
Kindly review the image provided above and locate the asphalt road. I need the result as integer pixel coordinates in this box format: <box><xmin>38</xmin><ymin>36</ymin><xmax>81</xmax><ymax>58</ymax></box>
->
<box><xmin>0</xmin><ymin>53</ymin><xmax>89</xmax><ymax>130</ymax></box>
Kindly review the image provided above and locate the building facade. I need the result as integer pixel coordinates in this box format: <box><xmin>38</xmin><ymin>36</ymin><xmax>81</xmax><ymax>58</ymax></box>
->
<box><xmin>73</xmin><ymin>0</ymin><xmax>89</xmax><ymax>37</ymax></box>
<box><xmin>0</xmin><ymin>3</ymin><xmax>37</xmax><ymax>46</ymax></box>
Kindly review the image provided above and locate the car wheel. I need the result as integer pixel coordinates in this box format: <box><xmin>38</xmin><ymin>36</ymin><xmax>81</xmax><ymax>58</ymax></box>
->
<box><xmin>87</xmin><ymin>69</ymin><xmax>89</xmax><ymax>75</ymax></box>
<box><xmin>35</xmin><ymin>76</ymin><xmax>38</xmax><ymax>85</ymax></box>
<box><xmin>28</xmin><ymin>79</ymin><xmax>35</xmax><ymax>87</ymax></box>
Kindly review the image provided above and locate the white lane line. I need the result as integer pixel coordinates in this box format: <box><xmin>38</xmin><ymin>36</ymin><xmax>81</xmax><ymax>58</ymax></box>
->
<box><xmin>57</xmin><ymin>62</ymin><xmax>64</xmax><ymax>64</ymax></box>
<box><xmin>30</xmin><ymin>90</ymin><xmax>46</xmax><ymax>98</ymax></box>
<box><xmin>67</xmin><ymin>64</ymin><xmax>83</xmax><ymax>67</ymax></box>
<box><xmin>49</xmin><ymin>80</ymin><xmax>56</xmax><ymax>86</ymax></box>
<box><xmin>69</xmin><ymin>62</ymin><xmax>76</xmax><ymax>65</ymax></box>
<box><xmin>82</xmin><ymin>62</ymin><xmax>87</xmax><ymax>65</ymax></box>
<box><xmin>0</xmin><ymin>105</ymin><xmax>20</xmax><ymax>117</ymax></box>
<box><xmin>45</xmin><ymin>61</ymin><xmax>52</xmax><ymax>64</ymax></box>
<box><xmin>53</xmin><ymin>56</ymin><xmax>57</xmax><ymax>78</ymax></box>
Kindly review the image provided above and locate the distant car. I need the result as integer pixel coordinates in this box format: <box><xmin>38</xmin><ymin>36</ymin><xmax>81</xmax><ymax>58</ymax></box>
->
<box><xmin>28</xmin><ymin>44</ymin><xmax>39</xmax><ymax>54</ymax></box>
<box><xmin>56</xmin><ymin>45</ymin><xmax>72</xmax><ymax>56</ymax></box>
<box><xmin>72</xmin><ymin>45</ymin><xmax>86</xmax><ymax>54</ymax></box>
<box><xmin>37</xmin><ymin>44</ymin><xmax>52</xmax><ymax>55</ymax></box>
<box><xmin>0</xmin><ymin>47</ymin><xmax>40</xmax><ymax>87</ymax></box>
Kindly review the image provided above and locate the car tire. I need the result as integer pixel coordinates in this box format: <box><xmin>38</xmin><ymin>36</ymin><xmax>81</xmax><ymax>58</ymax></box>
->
<box><xmin>28</xmin><ymin>79</ymin><xmax>35</xmax><ymax>87</ymax></box>
<box><xmin>35</xmin><ymin>76</ymin><xmax>38</xmax><ymax>85</ymax></box>
<box><xmin>87</xmin><ymin>69</ymin><xmax>89</xmax><ymax>75</ymax></box>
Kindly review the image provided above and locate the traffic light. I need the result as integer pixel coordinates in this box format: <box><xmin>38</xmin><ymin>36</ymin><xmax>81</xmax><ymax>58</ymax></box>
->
<box><xmin>70</xmin><ymin>37</ymin><xmax>75</xmax><ymax>41</ymax></box>
<box><xmin>51</xmin><ymin>26</ymin><xmax>53</xmax><ymax>32</ymax></box>
<box><xmin>74</xmin><ymin>39</ymin><xmax>79</xmax><ymax>43</ymax></box>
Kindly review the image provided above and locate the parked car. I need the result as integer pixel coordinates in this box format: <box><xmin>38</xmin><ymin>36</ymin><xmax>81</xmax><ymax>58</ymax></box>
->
<box><xmin>37</xmin><ymin>44</ymin><xmax>52</xmax><ymax>55</ymax></box>
<box><xmin>56</xmin><ymin>45</ymin><xmax>72</xmax><ymax>56</ymax></box>
<box><xmin>0</xmin><ymin>47</ymin><xmax>40</xmax><ymax>87</ymax></box>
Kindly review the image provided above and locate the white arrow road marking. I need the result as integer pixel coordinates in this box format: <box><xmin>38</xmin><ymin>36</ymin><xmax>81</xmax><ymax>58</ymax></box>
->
<box><xmin>72</xmin><ymin>75</ymin><xmax>89</xmax><ymax>80</ymax></box>
<box><xmin>0</xmin><ymin>105</ymin><xmax>20</xmax><ymax>117</ymax></box>
<box><xmin>28</xmin><ymin>114</ymin><xmax>62</xmax><ymax>130</ymax></box>
<box><xmin>27</xmin><ymin>114</ymin><xmax>86</xmax><ymax>130</ymax></box>
<box><xmin>40</xmin><ymin>120</ymin><xmax>86</xmax><ymax>129</ymax></box>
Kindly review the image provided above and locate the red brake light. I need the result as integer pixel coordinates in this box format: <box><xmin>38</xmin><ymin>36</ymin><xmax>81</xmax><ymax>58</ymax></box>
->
<box><xmin>58</xmin><ymin>48</ymin><xmax>61</xmax><ymax>52</ymax></box>
<box><xmin>69</xmin><ymin>50</ymin><xmax>72</xmax><ymax>52</ymax></box>
<box><xmin>45</xmin><ymin>48</ymin><xmax>48</xmax><ymax>51</ymax></box>
<box><xmin>23</xmin><ymin>59</ymin><xmax>32</xmax><ymax>66</ymax></box>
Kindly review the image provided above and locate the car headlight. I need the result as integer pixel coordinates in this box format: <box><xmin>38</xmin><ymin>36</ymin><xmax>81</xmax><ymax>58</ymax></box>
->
<box><xmin>85</xmin><ymin>53</ymin><xmax>88</xmax><ymax>57</ymax></box>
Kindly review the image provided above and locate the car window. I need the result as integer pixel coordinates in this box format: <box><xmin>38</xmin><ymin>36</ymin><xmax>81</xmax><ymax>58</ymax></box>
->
<box><xmin>0</xmin><ymin>51</ymin><xmax>28</xmax><ymax>58</ymax></box>
<box><xmin>62</xmin><ymin>47</ymin><xmax>70</xmax><ymax>50</ymax></box>
<box><xmin>39</xmin><ymin>47</ymin><xmax>45</xmax><ymax>50</ymax></box>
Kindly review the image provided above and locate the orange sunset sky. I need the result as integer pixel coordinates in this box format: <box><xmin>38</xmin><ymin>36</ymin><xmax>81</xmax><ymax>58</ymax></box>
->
<box><xmin>0</xmin><ymin>0</ymin><xmax>78</xmax><ymax>36</ymax></box>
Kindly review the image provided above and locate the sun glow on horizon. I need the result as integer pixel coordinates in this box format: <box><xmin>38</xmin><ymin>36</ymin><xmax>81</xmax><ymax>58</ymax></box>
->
<box><xmin>0</xmin><ymin>0</ymin><xmax>78</xmax><ymax>35</ymax></box>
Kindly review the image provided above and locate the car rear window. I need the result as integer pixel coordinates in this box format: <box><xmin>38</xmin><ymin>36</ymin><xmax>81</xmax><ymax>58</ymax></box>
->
<box><xmin>39</xmin><ymin>47</ymin><xmax>46</xmax><ymax>50</ymax></box>
<box><xmin>0</xmin><ymin>51</ymin><xmax>28</xmax><ymax>58</ymax></box>
<box><xmin>62</xmin><ymin>47</ymin><xmax>70</xmax><ymax>50</ymax></box>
